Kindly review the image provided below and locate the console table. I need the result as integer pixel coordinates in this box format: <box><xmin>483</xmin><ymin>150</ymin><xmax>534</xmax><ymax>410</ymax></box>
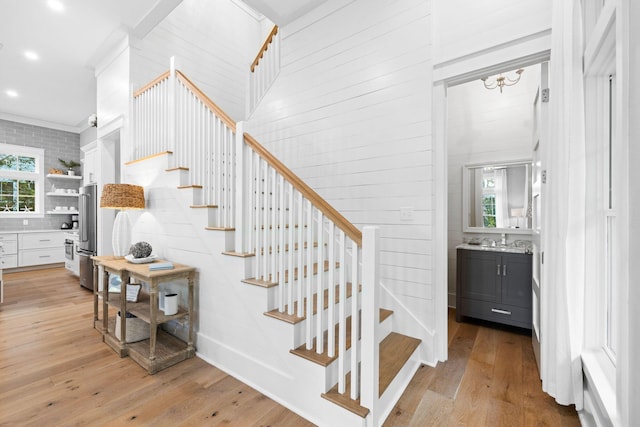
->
<box><xmin>92</xmin><ymin>256</ymin><xmax>195</xmax><ymax>374</ymax></box>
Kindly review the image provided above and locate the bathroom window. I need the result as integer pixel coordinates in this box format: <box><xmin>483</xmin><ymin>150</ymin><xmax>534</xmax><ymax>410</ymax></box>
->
<box><xmin>0</xmin><ymin>144</ymin><xmax>44</xmax><ymax>217</ymax></box>
<box><xmin>482</xmin><ymin>174</ymin><xmax>496</xmax><ymax>227</ymax></box>
<box><xmin>482</xmin><ymin>194</ymin><xmax>496</xmax><ymax>227</ymax></box>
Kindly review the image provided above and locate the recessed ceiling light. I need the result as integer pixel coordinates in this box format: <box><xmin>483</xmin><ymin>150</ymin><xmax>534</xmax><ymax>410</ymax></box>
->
<box><xmin>47</xmin><ymin>0</ymin><xmax>65</xmax><ymax>12</ymax></box>
<box><xmin>6</xmin><ymin>90</ymin><xmax>19</xmax><ymax>98</ymax></box>
<box><xmin>24</xmin><ymin>51</ymin><xmax>39</xmax><ymax>61</ymax></box>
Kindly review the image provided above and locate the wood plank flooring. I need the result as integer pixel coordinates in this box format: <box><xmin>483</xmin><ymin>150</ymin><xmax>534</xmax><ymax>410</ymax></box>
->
<box><xmin>0</xmin><ymin>268</ymin><xmax>312</xmax><ymax>427</ymax></box>
<box><xmin>0</xmin><ymin>267</ymin><xmax>581</xmax><ymax>426</ymax></box>
<box><xmin>383</xmin><ymin>310</ymin><xmax>581</xmax><ymax>427</ymax></box>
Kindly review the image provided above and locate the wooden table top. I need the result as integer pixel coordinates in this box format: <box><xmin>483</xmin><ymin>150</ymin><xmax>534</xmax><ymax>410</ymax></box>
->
<box><xmin>91</xmin><ymin>256</ymin><xmax>195</xmax><ymax>279</ymax></box>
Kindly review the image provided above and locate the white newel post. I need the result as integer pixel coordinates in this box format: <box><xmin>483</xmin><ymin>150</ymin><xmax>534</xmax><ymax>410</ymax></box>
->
<box><xmin>234</xmin><ymin>121</ymin><xmax>248</xmax><ymax>254</ymax></box>
<box><xmin>361</xmin><ymin>226</ymin><xmax>380</xmax><ymax>424</ymax></box>
<box><xmin>168</xmin><ymin>56</ymin><xmax>178</xmax><ymax>155</ymax></box>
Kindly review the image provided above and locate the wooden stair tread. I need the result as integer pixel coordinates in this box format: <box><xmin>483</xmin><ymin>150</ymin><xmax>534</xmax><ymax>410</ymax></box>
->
<box><xmin>264</xmin><ymin>282</ymin><xmax>354</xmax><ymax>324</ymax></box>
<box><xmin>177</xmin><ymin>184</ymin><xmax>203</xmax><ymax>189</ymax></box>
<box><xmin>290</xmin><ymin>308</ymin><xmax>391</xmax><ymax>367</ymax></box>
<box><xmin>379</xmin><ymin>332</ymin><xmax>421</xmax><ymax>396</ymax></box>
<box><xmin>242</xmin><ymin>278</ymin><xmax>277</xmax><ymax>288</ymax></box>
<box><xmin>258</xmin><ymin>241</ymin><xmax>319</xmax><ymax>255</ymax></box>
<box><xmin>257</xmin><ymin>224</ymin><xmax>307</xmax><ymax>230</ymax></box>
<box><xmin>245</xmin><ymin>260</ymin><xmax>338</xmax><ymax>290</ymax></box>
<box><xmin>223</xmin><ymin>251</ymin><xmax>256</xmax><ymax>258</ymax></box>
<box><xmin>321</xmin><ymin>372</ymin><xmax>369</xmax><ymax>418</ymax></box>
<box><xmin>165</xmin><ymin>166</ymin><xmax>189</xmax><ymax>171</ymax></box>
<box><xmin>205</xmin><ymin>226</ymin><xmax>235</xmax><ymax>231</ymax></box>
<box><xmin>190</xmin><ymin>204</ymin><xmax>217</xmax><ymax>208</ymax></box>
<box><xmin>124</xmin><ymin>150</ymin><xmax>172</xmax><ymax>165</ymax></box>
<box><xmin>380</xmin><ymin>308</ymin><xmax>393</xmax><ymax>323</ymax></box>
<box><xmin>321</xmin><ymin>332</ymin><xmax>421</xmax><ymax>418</ymax></box>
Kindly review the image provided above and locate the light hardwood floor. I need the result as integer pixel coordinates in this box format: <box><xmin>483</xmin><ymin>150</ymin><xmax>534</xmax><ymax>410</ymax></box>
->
<box><xmin>0</xmin><ymin>267</ymin><xmax>580</xmax><ymax>426</ymax></box>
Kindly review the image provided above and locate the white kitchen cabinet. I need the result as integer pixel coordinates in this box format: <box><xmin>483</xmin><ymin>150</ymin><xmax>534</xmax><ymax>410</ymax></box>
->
<box><xmin>0</xmin><ymin>234</ymin><xmax>18</xmax><ymax>269</ymax></box>
<box><xmin>18</xmin><ymin>231</ymin><xmax>65</xmax><ymax>267</ymax></box>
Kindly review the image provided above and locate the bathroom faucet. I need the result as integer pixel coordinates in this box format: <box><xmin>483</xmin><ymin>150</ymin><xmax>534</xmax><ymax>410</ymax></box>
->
<box><xmin>501</xmin><ymin>233</ymin><xmax>507</xmax><ymax>246</ymax></box>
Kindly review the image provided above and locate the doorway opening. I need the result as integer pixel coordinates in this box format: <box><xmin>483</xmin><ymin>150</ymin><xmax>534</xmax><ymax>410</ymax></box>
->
<box><xmin>432</xmin><ymin>54</ymin><xmax>550</xmax><ymax>363</ymax></box>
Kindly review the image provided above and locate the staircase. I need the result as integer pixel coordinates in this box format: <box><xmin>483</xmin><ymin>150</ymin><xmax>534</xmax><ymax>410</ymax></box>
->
<box><xmin>126</xmin><ymin>62</ymin><xmax>423</xmax><ymax>426</ymax></box>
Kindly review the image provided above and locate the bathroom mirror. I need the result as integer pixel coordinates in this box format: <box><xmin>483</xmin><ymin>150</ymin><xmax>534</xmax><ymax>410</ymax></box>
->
<box><xmin>462</xmin><ymin>160</ymin><xmax>532</xmax><ymax>234</ymax></box>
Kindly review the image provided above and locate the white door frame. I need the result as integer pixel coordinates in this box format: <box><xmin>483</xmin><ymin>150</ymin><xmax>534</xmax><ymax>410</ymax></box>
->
<box><xmin>432</xmin><ymin>48</ymin><xmax>550</xmax><ymax>362</ymax></box>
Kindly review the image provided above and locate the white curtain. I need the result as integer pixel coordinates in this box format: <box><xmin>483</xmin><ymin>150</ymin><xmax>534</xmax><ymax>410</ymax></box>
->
<box><xmin>541</xmin><ymin>0</ymin><xmax>586</xmax><ymax>409</ymax></box>
<box><xmin>523</xmin><ymin>164</ymin><xmax>531</xmax><ymax>228</ymax></box>
<box><xmin>494</xmin><ymin>168</ymin><xmax>509</xmax><ymax>228</ymax></box>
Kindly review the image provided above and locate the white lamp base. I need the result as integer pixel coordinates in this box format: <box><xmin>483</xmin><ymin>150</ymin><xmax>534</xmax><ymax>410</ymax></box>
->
<box><xmin>112</xmin><ymin>210</ymin><xmax>132</xmax><ymax>257</ymax></box>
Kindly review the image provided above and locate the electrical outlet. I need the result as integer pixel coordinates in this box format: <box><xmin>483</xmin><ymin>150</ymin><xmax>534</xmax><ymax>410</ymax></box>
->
<box><xmin>400</xmin><ymin>207</ymin><xmax>414</xmax><ymax>221</ymax></box>
<box><xmin>23</xmin><ymin>219</ymin><xmax>28</xmax><ymax>225</ymax></box>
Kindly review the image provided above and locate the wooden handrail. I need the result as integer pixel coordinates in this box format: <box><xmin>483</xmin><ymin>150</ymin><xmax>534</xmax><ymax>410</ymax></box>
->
<box><xmin>243</xmin><ymin>132</ymin><xmax>362</xmax><ymax>246</ymax></box>
<box><xmin>175</xmin><ymin>70</ymin><xmax>237</xmax><ymax>132</ymax></box>
<box><xmin>133</xmin><ymin>70</ymin><xmax>171</xmax><ymax>98</ymax></box>
<box><xmin>250</xmin><ymin>25</ymin><xmax>279</xmax><ymax>73</ymax></box>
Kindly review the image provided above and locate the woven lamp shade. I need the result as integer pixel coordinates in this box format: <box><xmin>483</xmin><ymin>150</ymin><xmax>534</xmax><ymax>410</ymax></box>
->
<box><xmin>100</xmin><ymin>184</ymin><xmax>145</xmax><ymax>210</ymax></box>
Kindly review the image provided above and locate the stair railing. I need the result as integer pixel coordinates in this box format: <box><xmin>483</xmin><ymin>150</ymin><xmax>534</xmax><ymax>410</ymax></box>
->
<box><xmin>248</xmin><ymin>25</ymin><xmax>280</xmax><ymax>114</ymax></box>
<box><xmin>132</xmin><ymin>63</ymin><xmax>381</xmax><ymax>422</ymax></box>
<box><xmin>239</xmin><ymin>132</ymin><xmax>378</xmax><ymax>407</ymax></box>
<box><xmin>132</xmin><ymin>59</ymin><xmax>236</xmax><ymax>228</ymax></box>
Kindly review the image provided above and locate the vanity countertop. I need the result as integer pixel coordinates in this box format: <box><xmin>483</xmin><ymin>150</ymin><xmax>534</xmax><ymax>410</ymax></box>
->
<box><xmin>456</xmin><ymin>243</ymin><xmax>530</xmax><ymax>254</ymax></box>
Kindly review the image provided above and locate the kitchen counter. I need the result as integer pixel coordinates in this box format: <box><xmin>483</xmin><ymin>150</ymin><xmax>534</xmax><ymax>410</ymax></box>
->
<box><xmin>1</xmin><ymin>230</ymin><xmax>67</xmax><ymax>269</ymax></box>
<box><xmin>0</xmin><ymin>229</ymin><xmax>68</xmax><ymax>234</ymax></box>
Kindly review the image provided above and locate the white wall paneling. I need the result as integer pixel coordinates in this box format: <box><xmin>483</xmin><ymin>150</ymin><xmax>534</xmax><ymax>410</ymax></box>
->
<box><xmin>246</xmin><ymin>0</ymin><xmax>436</xmax><ymax>360</ymax></box>
<box><xmin>432</xmin><ymin>0</ymin><xmax>552</xmax><ymax>65</ymax></box>
<box><xmin>131</xmin><ymin>0</ymin><xmax>264</xmax><ymax>121</ymax></box>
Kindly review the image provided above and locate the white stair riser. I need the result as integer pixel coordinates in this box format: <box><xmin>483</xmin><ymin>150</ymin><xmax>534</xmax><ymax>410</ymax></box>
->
<box><xmin>289</xmin><ymin>297</ymin><xmax>356</xmax><ymax>349</ymax></box>
<box><xmin>165</xmin><ymin>168</ymin><xmax>190</xmax><ymax>186</ymax></box>
<box><xmin>189</xmin><ymin>206</ymin><xmax>218</xmax><ymax>228</ymax></box>
<box><xmin>176</xmin><ymin>186</ymin><xmax>202</xmax><ymax>206</ymax></box>
<box><xmin>124</xmin><ymin>154</ymin><xmax>174</xmax><ymax>187</ymax></box>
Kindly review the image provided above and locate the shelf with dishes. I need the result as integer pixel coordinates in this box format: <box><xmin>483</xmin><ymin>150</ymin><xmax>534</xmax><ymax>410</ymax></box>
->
<box><xmin>46</xmin><ymin>173</ymin><xmax>82</xmax><ymax>180</ymax></box>
<box><xmin>46</xmin><ymin>192</ymin><xmax>79</xmax><ymax>197</ymax></box>
<box><xmin>47</xmin><ymin>209</ymin><xmax>79</xmax><ymax>215</ymax></box>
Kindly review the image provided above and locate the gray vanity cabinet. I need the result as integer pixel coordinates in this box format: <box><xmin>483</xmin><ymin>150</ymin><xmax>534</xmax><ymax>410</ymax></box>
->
<box><xmin>456</xmin><ymin>248</ymin><xmax>532</xmax><ymax>329</ymax></box>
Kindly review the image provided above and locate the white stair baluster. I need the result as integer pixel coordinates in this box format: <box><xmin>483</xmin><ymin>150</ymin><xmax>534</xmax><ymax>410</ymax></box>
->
<box><xmin>296</xmin><ymin>193</ymin><xmax>304</xmax><ymax>318</ymax></box>
<box><xmin>254</xmin><ymin>155</ymin><xmax>263</xmax><ymax>281</ymax></box>
<box><xmin>278</xmin><ymin>174</ymin><xmax>285</xmax><ymax>310</ymax></box>
<box><xmin>262</xmin><ymin>161</ymin><xmax>269</xmax><ymax>282</ymax></box>
<box><xmin>338</xmin><ymin>230</ymin><xmax>347</xmax><ymax>394</ymax></box>
<box><xmin>316</xmin><ymin>212</ymin><xmax>325</xmax><ymax>354</ymax></box>
<box><xmin>327</xmin><ymin>222</ymin><xmax>336</xmax><ymax>358</ymax></box>
<box><xmin>270</xmin><ymin>168</ymin><xmax>277</xmax><ymax>287</ymax></box>
<box><xmin>287</xmin><ymin>184</ymin><xmax>295</xmax><ymax>315</ymax></box>
<box><xmin>350</xmin><ymin>239</ymin><xmax>360</xmax><ymax>400</ymax></box>
<box><xmin>305</xmin><ymin>200</ymin><xmax>313</xmax><ymax>349</ymax></box>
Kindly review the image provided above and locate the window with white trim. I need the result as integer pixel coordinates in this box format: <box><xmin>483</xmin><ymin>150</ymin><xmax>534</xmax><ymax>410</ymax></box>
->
<box><xmin>0</xmin><ymin>144</ymin><xmax>45</xmax><ymax>217</ymax></box>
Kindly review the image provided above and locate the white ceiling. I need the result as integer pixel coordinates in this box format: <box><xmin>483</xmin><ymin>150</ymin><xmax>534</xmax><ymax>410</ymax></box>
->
<box><xmin>241</xmin><ymin>0</ymin><xmax>328</xmax><ymax>27</ymax></box>
<box><xmin>0</xmin><ymin>0</ymin><xmax>181</xmax><ymax>132</ymax></box>
<box><xmin>0</xmin><ymin>0</ymin><xmax>327</xmax><ymax>133</ymax></box>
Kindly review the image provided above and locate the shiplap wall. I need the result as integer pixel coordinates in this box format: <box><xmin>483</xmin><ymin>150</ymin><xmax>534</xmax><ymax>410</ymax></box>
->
<box><xmin>446</xmin><ymin>65</ymin><xmax>540</xmax><ymax>306</ymax></box>
<box><xmin>245</xmin><ymin>0</ymin><xmax>434</xmax><ymax>342</ymax></box>
<box><xmin>131</xmin><ymin>0</ymin><xmax>264</xmax><ymax>121</ymax></box>
<box><xmin>432</xmin><ymin>0</ymin><xmax>552</xmax><ymax>65</ymax></box>
<box><xmin>95</xmin><ymin>43</ymin><xmax>131</xmax><ymax>134</ymax></box>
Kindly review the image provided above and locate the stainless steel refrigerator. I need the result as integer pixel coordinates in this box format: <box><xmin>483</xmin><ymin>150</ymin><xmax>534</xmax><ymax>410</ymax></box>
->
<box><xmin>78</xmin><ymin>183</ymin><xmax>97</xmax><ymax>290</ymax></box>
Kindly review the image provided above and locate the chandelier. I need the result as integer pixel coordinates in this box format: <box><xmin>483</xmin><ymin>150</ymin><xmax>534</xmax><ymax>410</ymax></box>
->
<box><xmin>481</xmin><ymin>69</ymin><xmax>524</xmax><ymax>93</ymax></box>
